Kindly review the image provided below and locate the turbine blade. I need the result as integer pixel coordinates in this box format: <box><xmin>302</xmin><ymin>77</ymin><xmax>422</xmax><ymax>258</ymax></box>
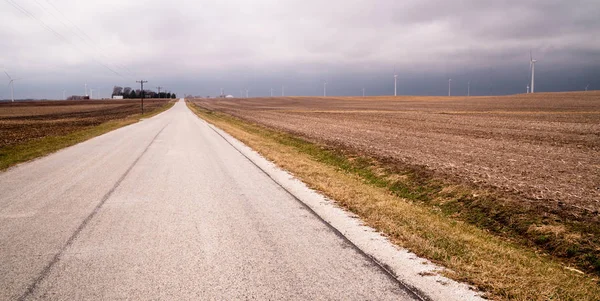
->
<box><xmin>4</xmin><ymin>70</ymin><xmax>11</xmax><ymax>80</ymax></box>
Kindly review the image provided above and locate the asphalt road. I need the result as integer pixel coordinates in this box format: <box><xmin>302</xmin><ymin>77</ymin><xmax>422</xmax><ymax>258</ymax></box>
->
<box><xmin>0</xmin><ymin>100</ymin><xmax>418</xmax><ymax>300</ymax></box>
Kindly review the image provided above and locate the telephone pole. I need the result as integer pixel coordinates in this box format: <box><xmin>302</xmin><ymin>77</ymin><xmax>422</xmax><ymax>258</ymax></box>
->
<box><xmin>137</xmin><ymin>80</ymin><xmax>148</xmax><ymax>114</ymax></box>
<box><xmin>156</xmin><ymin>86</ymin><xmax>163</xmax><ymax>98</ymax></box>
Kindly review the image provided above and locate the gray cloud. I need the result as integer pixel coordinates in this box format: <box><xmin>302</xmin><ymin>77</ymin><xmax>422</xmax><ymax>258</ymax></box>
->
<box><xmin>0</xmin><ymin>0</ymin><xmax>599</xmax><ymax>99</ymax></box>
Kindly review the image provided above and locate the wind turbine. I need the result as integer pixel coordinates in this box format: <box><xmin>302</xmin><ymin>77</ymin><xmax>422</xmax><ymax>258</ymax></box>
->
<box><xmin>282</xmin><ymin>86</ymin><xmax>285</xmax><ymax>97</ymax></box>
<box><xmin>4</xmin><ymin>70</ymin><xmax>21</xmax><ymax>102</ymax></box>
<box><xmin>270</xmin><ymin>88</ymin><xmax>274</xmax><ymax>97</ymax></box>
<box><xmin>448</xmin><ymin>78</ymin><xmax>452</xmax><ymax>96</ymax></box>
<box><xmin>530</xmin><ymin>50</ymin><xmax>537</xmax><ymax>93</ymax></box>
<box><xmin>323</xmin><ymin>81</ymin><xmax>327</xmax><ymax>97</ymax></box>
<box><xmin>526</xmin><ymin>85</ymin><xmax>530</xmax><ymax>94</ymax></box>
<box><xmin>362</xmin><ymin>88</ymin><xmax>365</xmax><ymax>97</ymax></box>
<box><xmin>585</xmin><ymin>84</ymin><xmax>589</xmax><ymax>91</ymax></box>
<box><xmin>467</xmin><ymin>81</ymin><xmax>470</xmax><ymax>97</ymax></box>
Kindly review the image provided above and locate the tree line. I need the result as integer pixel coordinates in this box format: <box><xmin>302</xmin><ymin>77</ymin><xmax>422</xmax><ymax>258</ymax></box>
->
<box><xmin>112</xmin><ymin>86</ymin><xmax>176</xmax><ymax>99</ymax></box>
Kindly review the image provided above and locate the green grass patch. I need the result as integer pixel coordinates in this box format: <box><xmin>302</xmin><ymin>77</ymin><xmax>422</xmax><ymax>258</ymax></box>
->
<box><xmin>188</xmin><ymin>101</ymin><xmax>600</xmax><ymax>300</ymax></box>
<box><xmin>0</xmin><ymin>102</ymin><xmax>174</xmax><ymax>171</ymax></box>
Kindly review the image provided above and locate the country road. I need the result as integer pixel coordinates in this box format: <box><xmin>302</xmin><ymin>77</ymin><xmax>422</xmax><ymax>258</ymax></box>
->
<box><xmin>0</xmin><ymin>100</ymin><xmax>418</xmax><ymax>300</ymax></box>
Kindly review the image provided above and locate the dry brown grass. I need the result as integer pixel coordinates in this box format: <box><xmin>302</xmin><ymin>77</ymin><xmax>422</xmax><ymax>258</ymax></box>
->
<box><xmin>188</xmin><ymin>101</ymin><xmax>600</xmax><ymax>301</ymax></box>
<box><xmin>0</xmin><ymin>99</ymin><xmax>172</xmax><ymax>148</ymax></box>
<box><xmin>0</xmin><ymin>99</ymin><xmax>174</xmax><ymax>170</ymax></box>
<box><xmin>192</xmin><ymin>92</ymin><xmax>600</xmax><ymax>277</ymax></box>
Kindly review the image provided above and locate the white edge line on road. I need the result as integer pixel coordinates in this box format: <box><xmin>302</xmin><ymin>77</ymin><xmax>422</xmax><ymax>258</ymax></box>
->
<box><xmin>196</xmin><ymin>115</ymin><xmax>485</xmax><ymax>301</ymax></box>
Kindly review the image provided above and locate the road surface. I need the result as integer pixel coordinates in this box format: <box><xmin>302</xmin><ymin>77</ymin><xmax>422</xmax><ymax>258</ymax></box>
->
<box><xmin>0</xmin><ymin>100</ymin><xmax>418</xmax><ymax>300</ymax></box>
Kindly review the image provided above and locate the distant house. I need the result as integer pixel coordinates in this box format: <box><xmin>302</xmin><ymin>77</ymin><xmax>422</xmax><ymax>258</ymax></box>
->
<box><xmin>225</xmin><ymin>95</ymin><xmax>234</xmax><ymax>98</ymax></box>
<box><xmin>113</xmin><ymin>95</ymin><xmax>124</xmax><ymax>100</ymax></box>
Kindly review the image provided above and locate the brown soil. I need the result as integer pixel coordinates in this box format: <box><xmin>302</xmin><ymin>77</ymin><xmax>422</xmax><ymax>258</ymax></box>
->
<box><xmin>193</xmin><ymin>92</ymin><xmax>600</xmax><ymax>212</ymax></box>
<box><xmin>0</xmin><ymin>99</ymin><xmax>171</xmax><ymax>148</ymax></box>
<box><xmin>192</xmin><ymin>92</ymin><xmax>600</xmax><ymax>273</ymax></box>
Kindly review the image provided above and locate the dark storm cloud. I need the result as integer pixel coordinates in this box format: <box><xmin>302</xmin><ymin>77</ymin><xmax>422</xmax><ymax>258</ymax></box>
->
<box><xmin>0</xmin><ymin>0</ymin><xmax>599</xmax><ymax>99</ymax></box>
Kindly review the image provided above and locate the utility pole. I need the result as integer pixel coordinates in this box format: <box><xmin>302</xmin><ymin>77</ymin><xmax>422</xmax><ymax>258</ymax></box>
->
<box><xmin>157</xmin><ymin>86</ymin><xmax>163</xmax><ymax>98</ymax></box>
<box><xmin>137</xmin><ymin>80</ymin><xmax>148</xmax><ymax>114</ymax></box>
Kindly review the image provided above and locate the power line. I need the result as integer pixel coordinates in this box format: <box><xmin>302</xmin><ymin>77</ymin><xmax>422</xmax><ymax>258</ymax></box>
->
<box><xmin>34</xmin><ymin>0</ymin><xmax>133</xmax><ymax>78</ymax></box>
<box><xmin>38</xmin><ymin>0</ymin><xmax>136</xmax><ymax>77</ymax></box>
<box><xmin>4</xmin><ymin>0</ymin><xmax>126</xmax><ymax>78</ymax></box>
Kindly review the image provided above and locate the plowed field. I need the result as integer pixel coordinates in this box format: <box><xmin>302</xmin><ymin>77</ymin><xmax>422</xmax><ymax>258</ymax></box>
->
<box><xmin>194</xmin><ymin>92</ymin><xmax>600</xmax><ymax>214</ymax></box>
<box><xmin>0</xmin><ymin>99</ymin><xmax>171</xmax><ymax>148</ymax></box>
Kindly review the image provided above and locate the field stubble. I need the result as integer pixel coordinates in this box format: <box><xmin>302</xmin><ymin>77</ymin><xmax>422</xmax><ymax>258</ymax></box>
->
<box><xmin>0</xmin><ymin>99</ymin><xmax>173</xmax><ymax>169</ymax></box>
<box><xmin>0</xmin><ymin>99</ymin><xmax>171</xmax><ymax>148</ymax></box>
<box><xmin>193</xmin><ymin>92</ymin><xmax>600</xmax><ymax>277</ymax></box>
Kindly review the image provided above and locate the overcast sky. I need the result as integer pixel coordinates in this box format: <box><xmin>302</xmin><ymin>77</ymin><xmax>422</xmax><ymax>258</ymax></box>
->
<box><xmin>1</xmin><ymin>0</ymin><xmax>599</xmax><ymax>99</ymax></box>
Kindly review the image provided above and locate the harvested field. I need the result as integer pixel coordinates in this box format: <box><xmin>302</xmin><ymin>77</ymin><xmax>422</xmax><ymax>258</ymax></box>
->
<box><xmin>192</xmin><ymin>91</ymin><xmax>600</xmax><ymax>275</ymax></box>
<box><xmin>0</xmin><ymin>99</ymin><xmax>171</xmax><ymax>148</ymax></box>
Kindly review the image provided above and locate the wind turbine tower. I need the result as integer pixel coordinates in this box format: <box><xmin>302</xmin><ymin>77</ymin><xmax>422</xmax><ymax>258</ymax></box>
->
<box><xmin>467</xmin><ymin>81</ymin><xmax>470</xmax><ymax>97</ymax></box>
<box><xmin>362</xmin><ymin>88</ymin><xmax>365</xmax><ymax>97</ymax></box>
<box><xmin>324</xmin><ymin>81</ymin><xmax>327</xmax><ymax>97</ymax></box>
<box><xmin>585</xmin><ymin>84</ymin><xmax>589</xmax><ymax>91</ymax></box>
<box><xmin>530</xmin><ymin>50</ymin><xmax>537</xmax><ymax>93</ymax></box>
<box><xmin>527</xmin><ymin>85</ymin><xmax>530</xmax><ymax>94</ymax></box>
<box><xmin>4</xmin><ymin>70</ymin><xmax>21</xmax><ymax>102</ymax></box>
<box><xmin>85</xmin><ymin>83</ymin><xmax>88</xmax><ymax>97</ymax></box>
<box><xmin>448</xmin><ymin>78</ymin><xmax>452</xmax><ymax>96</ymax></box>
<box><xmin>270</xmin><ymin>88</ymin><xmax>274</xmax><ymax>97</ymax></box>
<box><xmin>394</xmin><ymin>73</ymin><xmax>398</xmax><ymax>96</ymax></box>
<box><xmin>282</xmin><ymin>86</ymin><xmax>285</xmax><ymax>97</ymax></box>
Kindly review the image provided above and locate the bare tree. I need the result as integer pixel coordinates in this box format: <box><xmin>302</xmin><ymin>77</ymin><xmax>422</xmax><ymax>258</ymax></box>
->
<box><xmin>112</xmin><ymin>86</ymin><xmax>123</xmax><ymax>96</ymax></box>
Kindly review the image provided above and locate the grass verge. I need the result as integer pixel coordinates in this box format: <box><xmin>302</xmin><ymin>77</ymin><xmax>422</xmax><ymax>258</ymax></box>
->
<box><xmin>188</xmin><ymin>101</ymin><xmax>600</xmax><ymax>301</ymax></box>
<box><xmin>0</xmin><ymin>102</ymin><xmax>174</xmax><ymax>171</ymax></box>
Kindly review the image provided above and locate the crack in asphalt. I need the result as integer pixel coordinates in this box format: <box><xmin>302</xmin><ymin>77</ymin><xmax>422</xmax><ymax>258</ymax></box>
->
<box><xmin>17</xmin><ymin>122</ymin><xmax>170</xmax><ymax>301</ymax></box>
